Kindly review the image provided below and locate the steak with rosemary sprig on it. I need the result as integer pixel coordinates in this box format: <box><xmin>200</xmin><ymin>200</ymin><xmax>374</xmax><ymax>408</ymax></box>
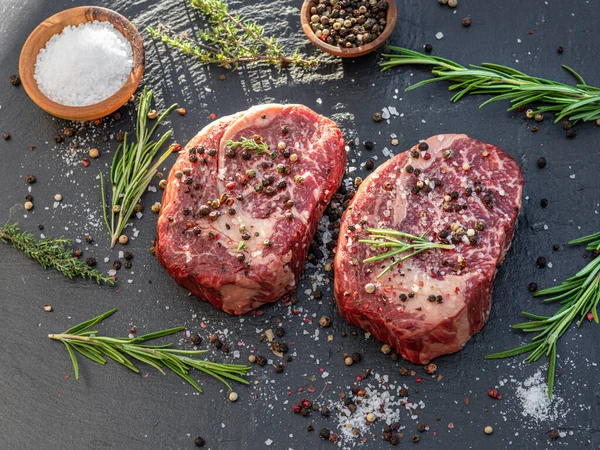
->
<box><xmin>334</xmin><ymin>134</ymin><xmax>524</xmax><ymax>364</ymax></box>
<box><xmin>156</xmin><ymin>104</ymin><xmax>346</xmax><ymax>314</ymax></box>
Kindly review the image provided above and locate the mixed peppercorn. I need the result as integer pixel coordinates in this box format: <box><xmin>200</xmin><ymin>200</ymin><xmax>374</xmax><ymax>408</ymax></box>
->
<box><xmin>307</xmin><ymin>0</ymin><xmax>390</xmax><ymax>48</ymax></box>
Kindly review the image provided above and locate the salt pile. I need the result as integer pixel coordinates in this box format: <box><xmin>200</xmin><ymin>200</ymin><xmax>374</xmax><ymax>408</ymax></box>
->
<box><xmin>34</xmin><ymin>21</ymin><xmax>133</xmax><ymax>106</ymax></box>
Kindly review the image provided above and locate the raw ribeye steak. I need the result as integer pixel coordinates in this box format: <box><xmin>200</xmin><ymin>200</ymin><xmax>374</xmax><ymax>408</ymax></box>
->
<box><xmin>156</xmin><ymin>104</ymin><xmax>346</xmax><ymax>314</ymax></box>
<box><xmin>334</xmin><ymin>134</ymin><xmax>523</xmax><ymax>364</ymax></box>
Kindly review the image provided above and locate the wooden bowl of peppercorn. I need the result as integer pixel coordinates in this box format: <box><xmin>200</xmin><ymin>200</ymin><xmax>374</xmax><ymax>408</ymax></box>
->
<box><xmin>301</xmin><ymin>0</ymin><xmax>397</xmax><ymax>58</ymax></box>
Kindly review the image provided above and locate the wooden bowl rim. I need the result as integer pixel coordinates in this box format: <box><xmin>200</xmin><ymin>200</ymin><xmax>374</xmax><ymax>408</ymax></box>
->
<box><xmin>301</xmin><ymin>0</ymin><xmax>397</xmax><ymax>58</ymax></box>
<box><xmin>18</xmin><ymin>6</ymin><xmax>144</xmax><ymax>121</ymax></box>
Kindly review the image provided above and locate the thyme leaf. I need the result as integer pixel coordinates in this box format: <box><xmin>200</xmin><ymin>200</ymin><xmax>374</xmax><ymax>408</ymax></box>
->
<box><xmin>381</xmin><ymin>47</ymin><xmax>600</xmax><ymax>124</ymax></box>
<box><xmin>0</xmin><ymin>222</ymin><xmax>113</xmax><ymax>284</ymax></box>
<box><xmin>146</xmin><ymin>0</ymin><xmax>317</xmax><ymax>70</ymax></box>
<box><xmin>100</xmin><ymin>87</ymin><xmax>177</xmax><ymax>248</ymax></box>
<box><xmin>359</xmin><ymin>228</ymin><xmax>453</xmax><ymax>279</ymax></box>
<box><xmin>49</xmin><ymin>308</ymin><xmax>251</xmax><ymax>392</ymax></box>
<box><xmin>225</xmin><ymin>137</ymin><xmax>268</xmax><ymax>155</ymax></box>
<box><xmin>486</xmin><ymin>230</ymin><xmax>600</xmax><ymax>398</ymax></box>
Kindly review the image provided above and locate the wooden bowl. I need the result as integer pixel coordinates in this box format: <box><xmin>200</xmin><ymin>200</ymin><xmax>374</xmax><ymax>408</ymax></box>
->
<box><xmin>301</xmin><ymin>0</ymin><xmax>397</xmax><ymax>58</ymax></box>
<box><xmin>18</xmin><ymin>6</ymin><xmax>144</xmax><ymax>121</ymax></box>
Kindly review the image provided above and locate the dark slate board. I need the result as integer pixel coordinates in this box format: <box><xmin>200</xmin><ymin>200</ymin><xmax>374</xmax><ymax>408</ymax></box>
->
<box><xmin>0</xmin><ymin>0</ymin><xmax>599</xmax><ymax>449</ymax></box>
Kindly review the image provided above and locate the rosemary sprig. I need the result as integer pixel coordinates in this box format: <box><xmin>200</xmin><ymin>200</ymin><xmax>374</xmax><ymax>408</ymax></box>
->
<box><xmin>49</xmin><ymin>308</ymin><xmax>250</xmax><ymax>392</ymax></box>
<box><xmin>381</xmin><ymin>47</ymin><xmax>600</xmax><ymax>124</ymax></box>
<box><xmin>147</xmin><ymin>0</ymin><xmax>317</xmax><ymax>70</ymax></box>
<box><xmin>225</xmin><ymin>137</ymin><xmax>268</xmax><ymax>155</ymax></box>
<box><xmin>359</xmin><ymin>228</ymin><xmax>454</xmax><ymax>279</ymax></box>
<box><xmin>0</xmin><ymin>223</ymin><xmax>113</xmax><ymax>284</ymax></box>
<box><xmin>100</xmin><ymin>87</ymin><xmax>177</xmax><ymax>248</ymax></box>
<box><xmin>486</xmin><ymin>230</ymin><xmax>600</xmax><ymax>398</ymax></box>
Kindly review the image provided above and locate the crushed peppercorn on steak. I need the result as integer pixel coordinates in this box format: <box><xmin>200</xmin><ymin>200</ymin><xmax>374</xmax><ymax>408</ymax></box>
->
<box><xmin>156</xmin><ymin>104</ymin><xmax>346</xmax><ymax>314</ymax></box>
<box><xmin>334</xmin><ymin>134</ymin><xmax>524</xmax><ymax>364</ymax></box>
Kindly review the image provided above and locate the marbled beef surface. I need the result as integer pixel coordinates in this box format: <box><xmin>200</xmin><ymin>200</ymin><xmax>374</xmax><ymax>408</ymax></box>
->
<box><xmin>157</xmin><ymin>104</ymin><xmax>346</xmax><ymax>315</ymax></box>
<box><xmin>334</xmin><ymin>134</ymin><xmax>524</xmax><ymax>364</ymax></box>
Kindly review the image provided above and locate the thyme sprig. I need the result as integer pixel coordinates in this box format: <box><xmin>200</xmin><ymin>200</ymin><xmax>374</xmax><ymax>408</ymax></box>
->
<box><xmin>100</xmin><ymin>87</ymin><xmax>177</xmax><ymax>248</ymax></box>
<box><xmin>359</xmin><ymin>228</ymin><xmax>454</xmax><ymax>279</ymax></box>
<box><xmin>225</xmin><ymin>137</ymin><xmax>268</xmax><ymax>155</ymax></box>
<box><xmin>147</xmin><ymin>0</ymin><xmax>317</xmax><ymax>70</ymax></box>
<box><xmin>0</xmin><ymin>223</ymin><xmax>113</xmax><ymax>284</ymax></box>
<box><xmin>381</xmin><ymin>47</ymin><xmax>600</xmax><ymax>124</ymax></box>
<box><xmin>486</xmin><ymin>230</ymin><xmax>600</xmax><ymax>398</ymax></box>
<box><xmin>49</xmin><ymin>308</ymin><xmax>250</xmax><ymax>392</ymax></box>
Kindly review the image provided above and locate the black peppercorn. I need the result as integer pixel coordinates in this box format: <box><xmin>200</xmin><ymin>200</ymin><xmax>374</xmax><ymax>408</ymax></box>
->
<box><xmin>562</xmin><ymin>120</ymin><xmax>572</xmax><ymax>130</ymax></box>
<box><xmin>25</xmin><ymin>174</ymin><xmax>36</xmax><ymax>184</ymax></box>
<box><xmin>412</xmin><ymin>434</ymin><xmax>420</xmax><ymax>443</ymax></box>
<box><xmin>528</xmin><ymin>282</ymin><xmax>538</xmax><ymax>292</ymax></box>
<box><xmin>405</xmin><ymin>165</ymin><xmax>414</xmax><ymax>173</ymax></box>
<box><xmin>418</xmin><ymin>142</ymin><xmax>429</xmax><ymax>152</ymax></box>
<box><xmin>113</xmin><ymin>260</ymin><xmax>122</xmax><ymax>270</ymax></box>
<box><xmin>319</xmin><ymin>429</ymin><xmax>331</xmax><ymax>440</ymax></box>
<box><xmin>536</xmin><ymin>256</ymin><xmax>547</xmax><ymax>268</ymax></box>
<box><xmin>352</xmin><ymin>352</ymin><xmax>361</xmax><ymax>362</ymax></box>
<box><xmin>256</xmin><ymin>355</ymin><xmax>266</xmax><ymax>366</ymax></box>
<box><xmin>399</xmin><ymin>293</ymin><xmax>407</xmax><ymax>301</ymax></box>
<box><xmin>194</xmin><ymin>436</ymin><xmax>205</xmax><ymax>447</ymax></box>
<box><xmin>557</xmin><ymin>46</ymin><xmax>564</xmax><ymax>54</ymax></box>
<box><xmin>540</xmin><ymin>198</ymin><xmax>548</xmax><ymax>208</ymax></box>
<box><xmin>364</xmin><ymin>141</ymin><xmax>374</xmax><ymax>150</ymax></box>
<box><xmin>73</xmin><ymin>248</ymin><xmax>82</xmax><ymax>258</ymax></box>
<box><xmin>9</xmin><ymin>75</ymin><xmax>20</xmax><ymax>86</ymax></box>
<box><xmin>462</xmin><ymin>16</ymin><xmax>471</xmax><ymax>27</ymax></box>
<box><xmin>411</xmin><ymin>150</ymin><xmax>419</xmax><ymax>159</ymax></box>
<box><xmin>85</xmin><ymin>257</ymin><xmax>97</xmax><ymax>267</ymax></box>
<box><xmin>276</xmin><ymin>327</ymin><xmax>285</xmax><ymax>338</ymax></box>
<box><xmin>424</xmin><ymin>43</ymin><xmax>432</xmax><ymax>53</ymax></box>
<box><xmin>124</xmin><ymin>261</ymin><xmax>132</xmax><ymax>269</ymax></box>
<box><xmin>321</xmin><ymin>407</ymin><xmax>330</xmax><ymax>417</ymax></box>
<box><xmin>417</xmin><ymin>423</ymin><xmax>426</xmax><ymax>432</ymax></box>
<box><xmin>190</xmin><ymin>333</ymin><xmax>202</xmax><ymax>345</ymax></box>
<box><xmin>373</xmin><ymin>112</ymin><xmax>383</xmax><ymax>122</ymax></box>
<box><xmin>275</xmin><ymin>364</ymin><xmax>285</xmax><ymax>373</ymax></box>
<box><xmin>124</xmin><ymin>251</ymin><xmax>133</xmax><ymax>261</ymax></box>
<box><xmin>566</xmin><ymin>128</ymin><xmax>576</xmax><ymax>138</ymax></box>
<box><xmin>365</xmin><ymin>159</ymin><xmax>374</xmax><ymax>170</ymax></box>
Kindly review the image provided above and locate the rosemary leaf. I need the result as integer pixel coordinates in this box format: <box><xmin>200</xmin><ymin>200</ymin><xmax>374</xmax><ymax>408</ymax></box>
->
<box><xmin>101</xmin><ymin>87</ymin><xmax>176</xmax><ymax>248</ymax></box>
<box><xmin>49</xmin><ymin>309</ymin><xmax>251</xmax><ymax>393</ymax></box>
<box><xmin>485</xmin><ymin>229</ymin><xmax>600</xmax><ymax>398</ymax></box>
<box><xmin>359</xmin><ymin>228</ymin><xmax>454</xmax><ymax>279</ymax></box>
<box><xmin>0</xmin><ymin>222</ymin><xmax>114</xmax><ymax>285</ymax></box>
<box><xmin>381</xmin><ymin>47</ymin><xmax>600</xmax><ymax>124</ymax></box>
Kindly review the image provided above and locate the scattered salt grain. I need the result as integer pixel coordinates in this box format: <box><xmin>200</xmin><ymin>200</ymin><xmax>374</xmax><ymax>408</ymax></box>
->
<box><xmin>515</xmin><ymin>369</ymin><xmax>567</xmax><ymax>422</ymax></box>
<box><xmin>436</xmin><ymin>32</ymin><xmax>444</xmax><ymax>40</ymax></box>
<box><xmin>34</xmin><ymin>21</ymin><xmax>133</xmax><ymax>106</ymax></box>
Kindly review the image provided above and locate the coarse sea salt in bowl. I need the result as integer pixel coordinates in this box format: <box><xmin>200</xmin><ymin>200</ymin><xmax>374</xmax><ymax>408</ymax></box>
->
<box><xmin>19</xmin><ymin>6</ymin><xmax>144</xmax><ymax>121</ymax></box>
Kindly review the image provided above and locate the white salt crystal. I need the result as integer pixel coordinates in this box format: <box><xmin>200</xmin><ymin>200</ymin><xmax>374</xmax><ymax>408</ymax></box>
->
<box><xmin>436</xmin><ymin>32</ymin><xmax>444</xmax><ymax>40</ymax></box>
<box><xmin>34</xmin><ymin>21</ymin><xmax>133</xmax><ymax>106</ymax></box>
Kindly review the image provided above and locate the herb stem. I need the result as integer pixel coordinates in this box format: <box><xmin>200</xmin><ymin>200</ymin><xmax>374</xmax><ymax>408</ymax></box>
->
<box><xmin>486</xmin><ymin>230</ymin><xmax>600</xmax><ymax>398</ymax></box>
<box><xmin>381</xmin><ymin>47</ymin><xmax>600</xmax><ymax>123</ymax></box>
<box><xmin>0</xmin><ymin>223</ymin><xmax>113</xmax><ymax>284</ymax></box>
<box><xmin>50</xmin><ymin>309</ymin><xmax>250</xmax><ymax>392</ymax></box>
<box><xmin>101</xmin><ymin>87</ymin><xmax>176</xmax><ymax>247</ymax></box>
<box><xmin>359</xmin><ymin>228</ymin><xmax>453</xmax><ymax>279</ymax></box>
